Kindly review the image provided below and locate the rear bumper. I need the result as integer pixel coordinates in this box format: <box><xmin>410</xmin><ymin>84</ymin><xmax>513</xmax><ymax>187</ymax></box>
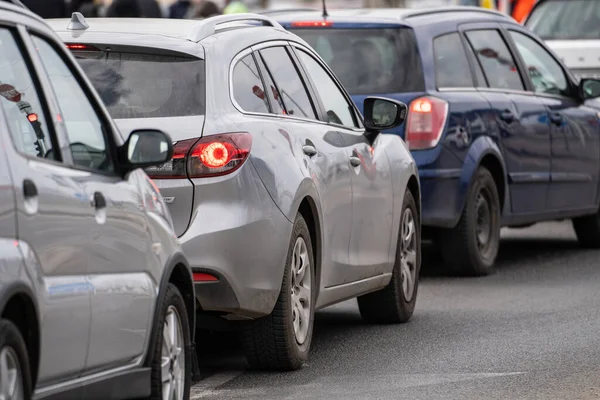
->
<box><xmin>179</xmin><ymin>163</ymin><xmax>292</xmax><ymax>319</ymax></box>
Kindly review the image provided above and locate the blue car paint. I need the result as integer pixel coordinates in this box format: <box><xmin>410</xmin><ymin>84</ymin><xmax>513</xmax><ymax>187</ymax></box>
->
<box><xmin>279</xmin><ymin>13</ymin><xmax>600</xmax><ymax>229</ymax></box>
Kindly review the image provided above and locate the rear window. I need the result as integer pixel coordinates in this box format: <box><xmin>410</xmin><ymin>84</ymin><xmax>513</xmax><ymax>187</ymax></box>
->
<box><xmin>289</xmin><ymin>28</ymin><xmax>424</xmax><ymax>95</ymax></box>
<box><xmin>72</xmin><ymin>49</ymin><xmax>205</xmax><ymax>119</ymax></box>
<box><xmin>526</xmin><ymin>0</ymin><xmax>600</xmax><ymax>40</ymax></box>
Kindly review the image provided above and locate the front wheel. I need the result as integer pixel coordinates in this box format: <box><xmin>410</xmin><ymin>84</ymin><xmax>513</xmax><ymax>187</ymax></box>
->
<box><xmin>358</xmin><ymin>189</ymin><xmax>421</xmax><ymax>324</ymax></box>
<box><xmin>439</xmin><ymin>167</ymin><xmax>501</xmax><ymax>276</ymax></box>
<box><xmin>149</xmin><ymin>283</ymin><xmax>192</xmax><ymax>400</ymax></box>
<box><xmin>0</xmin><ymin>319</ymin><xmax>31</xmax><ymax>400</ymax></box>
<box><xmin>242</xmin><ymin>213</ymin><xmax>315</xmax><ymax>371</ymax></box>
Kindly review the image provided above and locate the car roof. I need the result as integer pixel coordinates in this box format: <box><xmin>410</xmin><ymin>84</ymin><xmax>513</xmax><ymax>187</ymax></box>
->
<box><xmin>0</xmin><ymin>0</ymin><xmax>46</xmax><ymax>24</ymax></box>
<box><xmin>273</xmin><ymin>6</ymin><xmax>513</xmax><ymax>27</ymax></box>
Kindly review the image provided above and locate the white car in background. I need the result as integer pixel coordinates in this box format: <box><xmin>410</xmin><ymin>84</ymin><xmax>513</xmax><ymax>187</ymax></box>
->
<box><xmin>525</xmin><ymin>0</ymin><xmax>600</xmax><ymax>81</ymax></box>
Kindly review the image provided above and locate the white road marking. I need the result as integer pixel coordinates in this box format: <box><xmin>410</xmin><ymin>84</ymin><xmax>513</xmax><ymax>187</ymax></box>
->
<box><xmin>191</xmin><ymin>371</ymin><xmax>245</xmax><ymax>399</ymax></box>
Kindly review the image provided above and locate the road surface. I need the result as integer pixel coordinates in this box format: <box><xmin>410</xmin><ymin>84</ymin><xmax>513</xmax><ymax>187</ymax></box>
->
<box><xmin>191</xmin><ymin>221</ymin><xmax>600</xmax><ymax>399</ymax></box>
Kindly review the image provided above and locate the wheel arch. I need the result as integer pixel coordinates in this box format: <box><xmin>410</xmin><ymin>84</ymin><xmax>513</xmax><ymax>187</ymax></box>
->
<box><xmin>0</xmin><ymin>284</ymin><xmax>40</xmax><ymax>386</ymax></box>
<box><xmin>296</xmin><ymin>195</ymin><xmax>322</xmax><ymax>300</ymax></box>
<box><xmin>457</xmin><ymin>137</ymin><xmax>508</xmax><ymax>222</ymax></box>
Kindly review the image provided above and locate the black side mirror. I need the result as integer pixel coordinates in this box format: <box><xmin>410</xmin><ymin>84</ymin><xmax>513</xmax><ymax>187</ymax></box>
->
<box><xmin>580</xmin><ymin>78</ymin><xmax>600</xmax><ymax>100</ymax></box>
<box><xmin>363</xmin><ymin>97</ymin><xmax>408</xmax><ymax>134</ymax></box>
<box><xmin>120</xmin><ymin>129</ymin><xmax>173</xmax><ymax>173</ymax></box>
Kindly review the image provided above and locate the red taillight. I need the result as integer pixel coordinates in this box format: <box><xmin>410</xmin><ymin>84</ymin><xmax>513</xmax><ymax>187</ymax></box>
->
<box><xmin>193</xmin><ymin>272</ymin><xmax>218</xmax><ymax>282</ymax></box>
<box><xmin>27</xmin><ymin>113</ymin><xmax>38</xmax><ymax>123</ymax></box>
<box><xmin>66</xmin><ymin>43</ymin><xmax>100</xmax><ymax>51</ymax></box>
<box><xmin>405</xmin><ymin>96</ymin><xmax>448</xmax><ymax>151</ymax></box>
<box><xmin>291</xmin><ymin>21</ymin><xmax>333</xmax><ymax>27</ymax></box>
<box><xmin>146</xmin><ymin>133</ymin><xmax>252</xmax><ymax>179</ymax></box>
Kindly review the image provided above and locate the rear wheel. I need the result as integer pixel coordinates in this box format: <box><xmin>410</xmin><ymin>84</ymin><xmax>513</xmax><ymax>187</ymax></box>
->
<box><xmin>242</xmin><ymin>214</ymin><xmax>314</xmax><ymax>371</ymax></box>
<box><xmin>358</xmin><ymin>190</ymin><xmax>421</xmax><ymax>324</ymax></box>
<box><xmin>572</xmin><ymin>211</ymin><xmax>600</xmax><ymax>248</ymax></box>
<box><xmin>439</xmin><ymin>167</ymin><xmax>500</xmax><ymax>276</ymax></box>
<box><xmin>0</xmin><ymin>319</ymin><xmax>31</xmax><ymax>400</ymax></box>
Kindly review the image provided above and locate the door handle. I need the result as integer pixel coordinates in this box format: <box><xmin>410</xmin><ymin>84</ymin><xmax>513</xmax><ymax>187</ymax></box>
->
<box><xmin>23</xmin><ymin>179</ymin><xmax>38</xmax><ymax>198</ymax></box>
<box><xmin>349</xmin><ymin>156</ymin><xmax>362</xmax><ymax>167</ymax></box>
<box><xmin>91</xmin><ymin>192</ymin><xmax>106</xmax><ymax>209</ymax></box>
<box><xmin>302</xmin><ymin>145</ymin><xmax>317</xmax><ymax>157</ymax></box>
<box><xmin>499</xmin><ymin>110</ymin><xmax>515</xmax><ymax>123</ymax></box>
<box><xmin>549</xmin><ymin>113</ymin><xmax>563</xmax><ymax>126</ymax></box>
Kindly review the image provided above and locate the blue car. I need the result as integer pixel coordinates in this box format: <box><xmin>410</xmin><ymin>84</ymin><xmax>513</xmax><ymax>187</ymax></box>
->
<box><xmin>274</xmin><ymin>6</ymin><xmax>600</xmax><ymax>275</ymax></box>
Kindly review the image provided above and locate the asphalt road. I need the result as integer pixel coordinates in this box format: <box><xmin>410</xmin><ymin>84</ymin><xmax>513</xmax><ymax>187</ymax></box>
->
<box><xmin>191</xmin><ymin>221</ymin><xmax>600</xmax><ymax>400</ymax></box>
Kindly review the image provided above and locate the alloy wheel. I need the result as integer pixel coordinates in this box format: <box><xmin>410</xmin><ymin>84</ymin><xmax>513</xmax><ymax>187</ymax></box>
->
<box><xmin>161</xmin><ymin>306</ymin><xmax>185</xmax><ymax>400</ymax></box>
<box><xmin>291</xmin><ymin>236</ymin><xmax>311</xmax><ymax>345</ymax></box>
<box><xmin>0</xmin><ymin>346</ymin><xmax>23</xmax><ymax>400</ymax></box>
<box><xmin>400</xmin><ymin>208</ymin><xmax>417</xmax><ymax>302</ymax></box>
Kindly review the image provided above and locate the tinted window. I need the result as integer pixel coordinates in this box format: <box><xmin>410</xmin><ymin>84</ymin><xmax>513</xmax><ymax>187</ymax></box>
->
<box><xmin>526</xmin><ymin>0</ymin><xmax>600</xmax><ymax>40</ymax></box>
<box><xmin>259</xmin><ymin>47</ymin><xmax>316</xmax><ymax>119</ymax></box>
<box><xmin>509</xmin><ymin>31</ymin><xmax>569</xmax><ymax>96</ymax></box>
<box><xmin>0</xmin><ymin>30</ymin><xmax>56</xmax><ymax>160</ymax></box>
<box><xmin>297</xmin><ymin>50</ymin><xmax>357</xmax><ymax>128</ymax></box>
<box><xmin>255</xmin><ymin>54</ymin><xmax>285</xmax><ymax>115</ymax></box>
<box><xmin>465</xmin><ymin>30</ymin><xmax>524</xmax><ymax>91</ymax></box>
<box><xmin>463</xmin><ymin>39</ymin><xmax>488</xmax><ymax>87</ymax></box>
<box><xmin>73</xmin><ymin>49</ymin><xmax>205</xmax><ymax>119</ymax></box>
<box><xmin>290</xmin><ymin>28</ymin><xmax>424</xmax><ymax>95</ymax></box>
<box><xmin>232</xmin><ymin>54</ymin><xmax>269</xmax><ymax>113</ymax></box>
<box><xmin>433</xmin><ymin>33</ymin><xmax>474</xmax><ymax>88</ymax></box>
<box><xmin>33</xmin><ymin>36</ymin><xmax>112</xmax><ymax>172</ymax></box>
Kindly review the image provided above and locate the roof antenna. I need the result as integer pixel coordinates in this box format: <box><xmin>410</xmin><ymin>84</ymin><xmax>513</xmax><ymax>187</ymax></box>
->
<box><xmin>67</xmin><ymin>12</ymin><xmax>89</xmax><ymax>31</ymax></box>
<box><xmin>322</xmin><ymin>0</ymin><xmax>328</xmax><ymax>18</ymax></box>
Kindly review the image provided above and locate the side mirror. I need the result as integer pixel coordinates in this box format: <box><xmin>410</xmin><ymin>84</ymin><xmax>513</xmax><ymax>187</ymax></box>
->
<box><xmin>121</xmin><ymin>129</ymin><xmax>173</xmax><ymax>172</ymax></box>
<box><xmin>580</xmin><ymin>78</ymin><xmax>600</xmax><ymax>100</ymax></box>
<box><xmin>363</xmin><ymin>97</ymin><xmax>408</xmax><ymax>133</ymax></box>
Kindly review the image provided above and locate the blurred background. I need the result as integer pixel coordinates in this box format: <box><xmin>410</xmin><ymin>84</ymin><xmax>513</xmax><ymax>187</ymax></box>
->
<box><xmin>20</xmin><ymin>0</ymin><xmax>534</xmax><ymax>21</ymax></box>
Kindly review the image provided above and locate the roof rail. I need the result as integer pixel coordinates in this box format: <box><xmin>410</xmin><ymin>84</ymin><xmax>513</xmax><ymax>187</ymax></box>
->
<box><xmin>187</xmin><ymin>13</ymin><xmax>283</xmax><ymax>43</ymax></box>
<box><xmin>401</xmin><ymin>6</ymin><xmax>512</xmax><ymax>20</ymax></box>
<box><xmin>1</xmin><ymin>0</ymin><xmax>28</xmax><ymax>8</ymax></box>
<box><xmin>259</xmin><ymin>8</ymin><xmax>318</xmax><ymax>15</ymax></box>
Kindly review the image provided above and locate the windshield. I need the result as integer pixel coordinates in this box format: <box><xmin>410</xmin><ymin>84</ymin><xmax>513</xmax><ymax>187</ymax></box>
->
<box><xmin>289</xmin><ymin>28</ymin><xmax>424</xmax><ymax>95</ymax></box>
<box><xmin>72</xmin><ymin>50</ymin><xmax>206</xmax><ymax>119</ymax></box>
<box><xmin>526</xmin><ymin>0</ymin><xmax>600</xmax><ymax>40</ymax></box>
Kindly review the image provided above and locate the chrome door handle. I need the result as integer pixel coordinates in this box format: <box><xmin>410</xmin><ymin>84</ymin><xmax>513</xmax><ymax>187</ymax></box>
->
<box><xmin>349</xmin><ymin>156</ymin><xmax>361</xmax><ymax>167</ymax></box>
<box><xmin>23</xmin><ymin>179</ymin><xmax>38</xmax><ymax>198</ymax></box>
<box><xmin>302</xmin><ymin>145</ymin><xmax>317</xmax><ymax>157</ymax></box>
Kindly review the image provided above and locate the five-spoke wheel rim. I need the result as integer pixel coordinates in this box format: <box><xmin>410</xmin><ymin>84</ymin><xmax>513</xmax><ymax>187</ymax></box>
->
<box><xmin>291</xmin><ymin>236</ymin><xmax>311</xmax><ymax>345</ymax></box>
<box><xmin>0</xmin><ymin>346</ymin><xmax>23</xmax><ymax>400</ymax></box>
<box><xmin>475</xmin><ymin>188</ymin><xmax>494</xmax><ymax>258</ymax></box>
<box><xmin>162</xmin><ymin>306</ymin><xmax>185</xmax><ymax>400</ymax></box>
<box><xmin>400</xmin><ymin>208</ymin><xmax>417</xmax><ymax>302</ymax></box>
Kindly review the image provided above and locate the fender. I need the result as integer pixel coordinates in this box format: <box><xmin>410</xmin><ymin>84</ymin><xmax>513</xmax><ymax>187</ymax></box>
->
<box><xmin>455</xmin><ymin>136</ymin><xmax>509</xmax><ymax>223</ymax></box>
<box><xmin>143</xmin><ymin>252</ymin><xmax>198</xmax><ymax>379</ymax></box>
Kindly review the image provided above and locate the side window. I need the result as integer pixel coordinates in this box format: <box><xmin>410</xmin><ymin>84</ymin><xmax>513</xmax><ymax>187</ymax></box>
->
<box><xmin>259</xmin><ymin>47</ymin><xmax>317</xmax><ymax>119</ymax></box>
<box><xmin>254</xmin><ymin>54</ymin><xmax>285</xmax><ymax>115</ymax></box>
<box><xmin>462</xmin><ymin>37</ymin><xmax>488</xmax><ymax>87</ymax></box>
<box><xmin>32</xmin><ymin>35</ymin><xmax>113</xmax><ymax>173</ymax></box>
<box><xmin>296</xmin><ymin>50</ymin><xmax>358</xmax><ymax>128</ymax></box>
<box><xmin>433</xmin><ymin>33</ymin><xmax>474</xmax><ymax>88</ymax></box>
<box><xmin>232</xmin><ymin>54</ymin><xmax>270</xmax><ymax>114</ymax></box>
<box><xmin>509</xmin><ymin>31</ymin><xmax>569</xmax><ymax>96</ymax></box>
<box><xmin>465</xmin><ymin>29</ymin><xmax>524</xmax><ymax>91</ymax></box>
<box><xmin>0</xmin><ymin>29</ymin><xmax>57</xmax><ymax>160</ymax></box>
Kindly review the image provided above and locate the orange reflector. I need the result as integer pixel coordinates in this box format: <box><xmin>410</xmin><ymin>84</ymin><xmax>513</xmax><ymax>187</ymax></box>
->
<box><xmin>193</xmin><ymin>273</ymin><xmax>218</xmax><ymax>282</ymax></box>
<box><xmin>27</xmin><ymin>113</ymin><xmax>38</xmax><ymax>122</ymax></box>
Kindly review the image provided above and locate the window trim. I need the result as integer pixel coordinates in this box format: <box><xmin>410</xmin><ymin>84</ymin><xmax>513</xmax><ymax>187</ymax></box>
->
<box><xmin>0</xmin><ymin>25</ymin><xmax>66</xmax><ymax>167</ymax></box>
<box><xmin>432</xmin><ymin>31</ymin><xmax>477</xmax><ymax>90</ymax></box>
<box><xmin>27</xmin><ymin>30</ymin><xmax>123</xmax><ymax>178</ymax></box>
<box><xmin>289</xmin><ymin>43</ymin><xmax>363</xmax><ymax>131</ymax></box>
<box><xmin>254</xmin><ymin>51</ymin><xmax>286</xmax><ymax>115</ymax></box>
<box><xmin>462</xmin><ymin>26</ymin><xmax>527</xmax><ymax>93</ymax></box>
<box><xmin>503</xmin><ymin>25</ymin><xmax>579</xmax><ymax>101</ymax></box>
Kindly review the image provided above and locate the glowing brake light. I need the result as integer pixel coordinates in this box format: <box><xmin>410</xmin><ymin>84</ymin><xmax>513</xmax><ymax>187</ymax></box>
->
<box><xmin>291</xmin><ymin>21</ymin><xmax>333</xmax><ymax>28</ymax></box>
<box><xmin>66</xmin><ymin>44</ymin><xmax>100</xmax><ymax>51</ymax></box>
<box><xmin>405</xmin><ymin>96</ymin><xmax>448</xmax><ymax>151</ymax></box>
<box><xmin>145</xmin><ymin>133</ymin><xmax>252</xmax><ymax>179</ymax></box>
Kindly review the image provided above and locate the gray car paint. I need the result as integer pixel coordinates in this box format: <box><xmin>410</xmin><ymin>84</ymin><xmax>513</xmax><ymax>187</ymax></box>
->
<box><xmin>50</xmin><ymin>17</ymin><xmax>420</xmax><ymax>319</ymax></box>
<box><xmin>0</xmin><ymin>5</ymin><xmax>192</xmax><ymax>399</ymax></box>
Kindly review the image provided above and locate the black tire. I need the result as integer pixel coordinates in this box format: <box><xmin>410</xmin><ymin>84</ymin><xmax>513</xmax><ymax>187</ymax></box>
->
<box><xmin>358</xmin><ymin>189</ymin><xmax>421</xmax><ymax>324</ymax></box>
<box><xmin>242</xmin><ymin>213</ymin><xmax>315</xmax><ymax>371</ymax></box>
<box><xmin>149</xmin><ymin>283</ymin><xmax>192</xmax><ymax>400</ymax></box>
<box><xmin>572</xmin><ymin>211</ymin><xmax>600</xmax><ymax>248</ymax></box>
<box><xmin>0</xmin><ymin>319</ymin><xmax>32</xmax><ymax>400</ymax></box>
<box><xmin>440</xmin><ymin>166</ymin><xmax>501</xmax><ymax>276</ymax></box>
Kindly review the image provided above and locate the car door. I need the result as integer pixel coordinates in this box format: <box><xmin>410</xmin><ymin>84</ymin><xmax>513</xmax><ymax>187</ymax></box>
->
<box><xmin>291</xmin><ymin>44</ymin><xmax>394</xmax><ymax>284</ymax></box>
<box><xmin>0</xmin><ymin>26</ymin><xmax>92</xmax><ymax>386</ymax></box>
<box><xmin>463</xmin><ymin>25</ymin><xmax>552</xmax><ymax>216</ymax></box>
<box><xmin>30</xmin><ymin>34</ymin><xmax>156</xmax><ymax>370</ymax></box>
<box><xmin>506</xmin><ymin>27</ymin><xmax>600</xmax><ymax>212</ymax></box>
<box><xmin>256</xmin><ymin>44</ymin><xmax>354</xmax><ymax>287</ymax></box>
